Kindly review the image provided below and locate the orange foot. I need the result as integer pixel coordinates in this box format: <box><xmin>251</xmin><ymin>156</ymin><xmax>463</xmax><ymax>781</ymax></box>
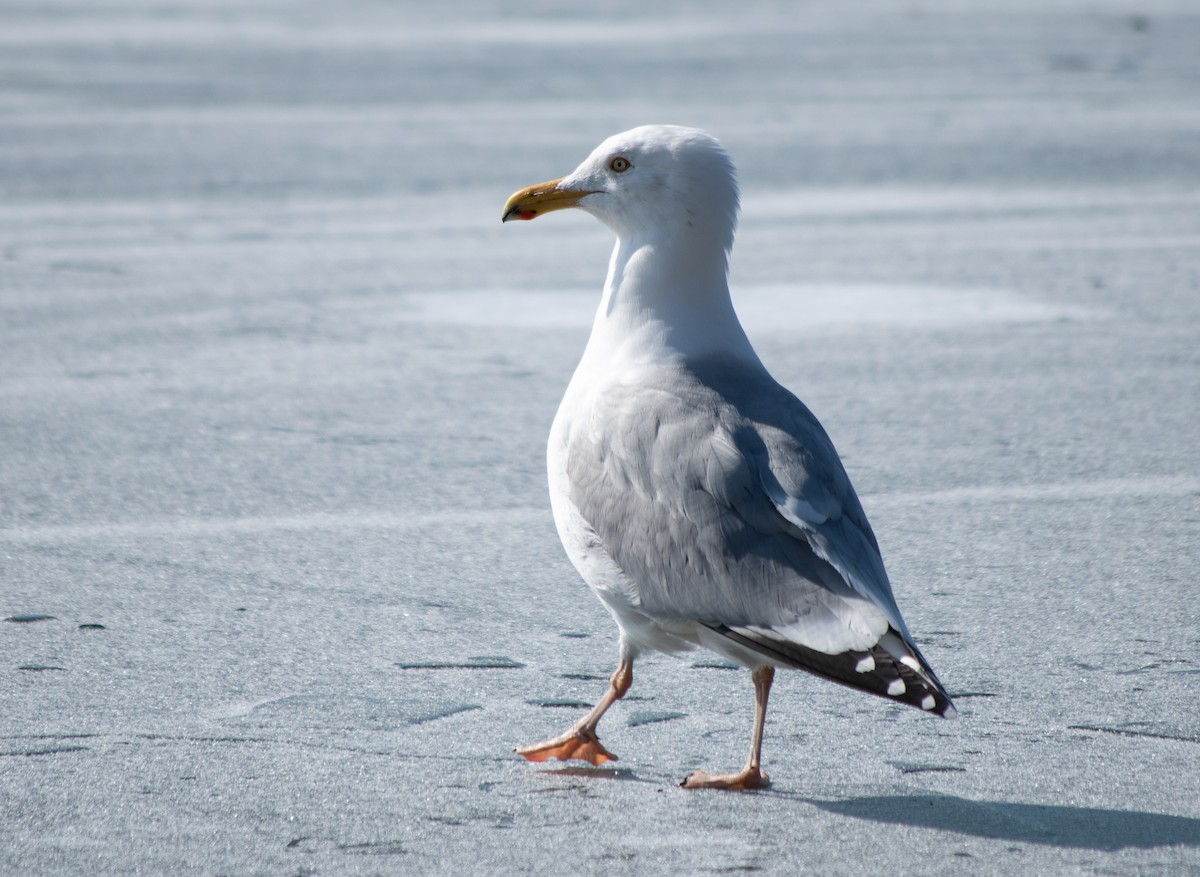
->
<box><xmin>680</xmin><ymin>767</ymin><xmax>769</xmax><ymax>791</ymax></box>
<box><xmin>516</xmin><ymin>729</ymin><xmax>617</xmax><ymax>766</ymax></box>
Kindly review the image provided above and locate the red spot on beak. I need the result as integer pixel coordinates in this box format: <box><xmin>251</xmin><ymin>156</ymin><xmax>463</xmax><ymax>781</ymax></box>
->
<box><xmin>519</xmin><ymin>210</ymin><xmax>537</xmax><ymax>220</ymax></box>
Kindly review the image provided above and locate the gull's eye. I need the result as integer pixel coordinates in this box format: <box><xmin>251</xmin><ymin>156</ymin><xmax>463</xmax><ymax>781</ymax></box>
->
<box><xmin>608</xmin><ymin>156</ymin><xmax>631</xmax><ymax>173</ymax></box>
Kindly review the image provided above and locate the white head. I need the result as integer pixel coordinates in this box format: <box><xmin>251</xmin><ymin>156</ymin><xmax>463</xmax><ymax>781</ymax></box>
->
<box><xmin>503</xmin><ymin>125</ymin><xmax>739</xmax><ymax>254</ymax></box>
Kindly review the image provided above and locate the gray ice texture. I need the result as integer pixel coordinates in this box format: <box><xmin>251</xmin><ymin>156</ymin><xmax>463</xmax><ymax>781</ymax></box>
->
<box><xmin>2</xmin><ymin>1</ymin><xmax>1199</xmax><ymax>875</ymax></box>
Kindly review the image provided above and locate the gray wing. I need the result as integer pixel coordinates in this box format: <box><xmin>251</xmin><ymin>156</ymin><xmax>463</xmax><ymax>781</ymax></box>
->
<box><xmin>567</xmin><ymin>356</ymin><xmax>954</xmax><ymax>716</ymax></box>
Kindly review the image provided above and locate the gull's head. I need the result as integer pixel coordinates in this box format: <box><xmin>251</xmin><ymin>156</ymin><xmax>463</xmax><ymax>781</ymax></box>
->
<box><xmin>502</xmin><ymin>125</ymin><xmax>739</xmax><ymax>252</ymax></box>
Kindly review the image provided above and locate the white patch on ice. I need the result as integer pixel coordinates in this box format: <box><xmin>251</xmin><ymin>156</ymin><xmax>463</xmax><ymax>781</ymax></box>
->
<box><xmin>866</xmin><ymin>476</ymin><xmax>1200</xmax><ymax>510</ymax></box>
<box><xmin>403</xmin><ymin>283</ymin><xmax>1102</xmax><ymax>332</ymax></box>
<box><xmin>732</xmin><ymin>283</ymin><xmax>1100</xmax><ymax>333</ymax></box>
<box><xmin>0</xmin><ymin>507</ymin><xmax>547</xmax><ymax>545</ymax></box>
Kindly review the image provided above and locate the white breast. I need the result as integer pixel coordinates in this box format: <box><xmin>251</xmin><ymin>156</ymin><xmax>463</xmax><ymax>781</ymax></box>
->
<box><xmin>547</xmin><ymin>367</ymin><xmax>700</xmax><ymax>658</ymax></box>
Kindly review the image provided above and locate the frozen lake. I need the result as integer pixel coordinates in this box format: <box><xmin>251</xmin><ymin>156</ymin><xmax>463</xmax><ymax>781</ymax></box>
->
<box><xmin>2</xmin><ymin>1</ymin><xmax>1199</xmax><ymax>874</ymax></box>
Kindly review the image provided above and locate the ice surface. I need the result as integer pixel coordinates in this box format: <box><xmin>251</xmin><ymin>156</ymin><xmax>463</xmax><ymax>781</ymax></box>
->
<box><xmin>2</xmin><ymin>1</ymin><xmax>1199</xmax><ymax>875</ymax></box>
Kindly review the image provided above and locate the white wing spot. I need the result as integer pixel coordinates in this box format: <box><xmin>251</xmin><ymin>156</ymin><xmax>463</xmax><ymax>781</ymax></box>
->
<box><xmin>887</xmin><ymin>679</ymin><xmax>906</xmax><ymax>696</ymax></box>
<box><xmin>855</xmin><ymin>655</ymin><xmax>875</xmax><ymax>673</ymax></box>
<box><xmin>920</xmin><ymin>694</ymin><xmax>936</xmax><ymax>711</ymax></box>
<box><xmin>900</xmin><ymin>655</ymin><xmax>921</xmax><ymax>672</ymax></box>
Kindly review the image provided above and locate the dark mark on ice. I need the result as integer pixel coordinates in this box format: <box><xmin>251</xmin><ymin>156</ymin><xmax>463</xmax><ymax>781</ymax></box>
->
<box><xmin>408</xmin><ymin>704</ymin><xmax>481</xmax><ymax>725</ymax></box>
<box><xmin>395</xmin><ymin>656</ymin><xmax>525</xmax><ymax>670</ymax></box>
<box><xmin>337</xmin><ymin>840</ymin><xmax>407</xmax><ymax>855</ymax></box>
<box><xmin>916</xmin><ymin>634</ymin><xmax>963</xmax><ymax>649</ymax></box>
<box><xmin>78</xmin><ymin>623</ymin><xmax>106</xmax><ymax>630</ymax></box>
<box><xmin>948</xmin><ymin>691</ymin><xmax>998</xmax><ymax>699</ymax></box>
<box><xmin>135</xmin><ymin>733</ymin><xmax>276</xmax><ymax>745</ymax></box>
<box><xmin>527</xmin><ymin>785</ymin><xmax>594</xmax><ymax>796</ymax></box>
<box><xmin>17</xmin><ymin>665</ymin><xmax>66</xmax><ymax>672</ymax></box>
<box><xmin>528</xmin><ymin>700</ymin><xmax>592</xmax><ymax>709</ymax></box>
<box><xmin>4</xmin><ymin>614</ymin><xmax>57</xmax><ymax>623</ymax></box>
<box><xmin>285</xmin><ymin>836</ymin><xmax>310</xmax><ymax>849</ymax></box>
<box><xmin>429</xmin><ymin>813</ymin><xmax>514</xmax><ymax>828</ymax></box>
<box><xmin>627</xmin><ymin>710</ymin><xmax>686</xmax><ymax>727</ymax></box>
<box><xmin>559</xmin><ymin>631</ymin><xmax>589</xmax><ymax>638</ymax></box>
<box><xmin>560</xmin><ymin>673</ymin><xmax>604</xmax><ymax>681</ymax></box>
<box><xmin>691</xmin><ymin>660</ymin><xmax>739</xmax><ymax>670</ymax></box>
<box><xmin>888</xmin><ymin>760</ymin><xmax>967</xmax><ymax>775</ymax></box>
<box><xmin>708</xmin><ymin>865</ymin><xmax>764</xmax><ymax>873</ymax></box>
<box><xmin>1069</xmin><ymin>724</ymin><xmax>1200</xmax><ymax>744</ymax></box>
<box><xmin>0</xmin><ymin>746</ymin><xmax>89</xmax><ymax>757</ymax></box>
<box><xmin>1117</xmin><ymin>658</ymin><xmax>1192</xmax><ymax>675</ymax></box>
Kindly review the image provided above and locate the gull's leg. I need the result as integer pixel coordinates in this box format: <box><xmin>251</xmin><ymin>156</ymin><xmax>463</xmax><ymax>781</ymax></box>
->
<box><xmin>516</xmin><ymin>658</ymin><xmax>633</xmax><ymax>766</ymax></box>
<box><xmin>682</xmin><ymin>665</ymin><xmax>774</xmax><ymax>790</ymax></box>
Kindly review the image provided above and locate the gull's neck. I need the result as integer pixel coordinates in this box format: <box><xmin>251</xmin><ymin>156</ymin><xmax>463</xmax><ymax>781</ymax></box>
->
<box><xmin>578</xmin><ymin>230</ymin><xmax>761</xmax><ymax>372</ymax></box>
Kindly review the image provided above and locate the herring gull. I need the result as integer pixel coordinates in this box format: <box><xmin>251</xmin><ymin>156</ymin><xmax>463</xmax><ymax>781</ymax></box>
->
<box><xmin>502</xmin><ymin>125</ymin><xmax>954</xmax><ymax>790</ymax></box>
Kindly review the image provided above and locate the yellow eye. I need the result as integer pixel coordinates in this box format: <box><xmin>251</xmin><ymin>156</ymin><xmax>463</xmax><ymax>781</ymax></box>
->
<box><xmin>609</xmin><ymin>156</ymin><xmax>631</xmax><ymax>173</ymax></box>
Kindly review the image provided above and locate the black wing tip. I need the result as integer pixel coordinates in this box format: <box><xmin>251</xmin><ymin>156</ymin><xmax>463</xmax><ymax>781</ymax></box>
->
<box><xmin>705</xmin><ymin>623</ymin><xmax>956</xmax><ymax>717</ymax></box>
<box><xmin>899</xmin><ymin>682</ymin><xmax>957</xmax><ymax>719</ymax></box>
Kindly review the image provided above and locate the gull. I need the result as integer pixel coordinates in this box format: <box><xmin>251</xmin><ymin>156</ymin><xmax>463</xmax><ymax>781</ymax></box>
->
<box><xmin>502</xmin><ymin>125</ymin><xmax>954</xmax><ymax>790</ymax></box>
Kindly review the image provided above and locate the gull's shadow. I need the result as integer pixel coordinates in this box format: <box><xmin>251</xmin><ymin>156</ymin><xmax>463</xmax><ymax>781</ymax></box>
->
<box><xmin>541</xmin><ymin>766</ymin><xmax>653</xmax><ymax>783</ymax></box>
<box><xmin>804</xmin><ymin>793</ymin><xmax>1200</xmax><ymax>851</ymax></box>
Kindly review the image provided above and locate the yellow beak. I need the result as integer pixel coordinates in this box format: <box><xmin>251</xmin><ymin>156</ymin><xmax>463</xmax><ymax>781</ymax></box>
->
<box><xmin>501</xmin><ymin>178</ymin><xmax>599</xmax><ymax>222</ymax></box>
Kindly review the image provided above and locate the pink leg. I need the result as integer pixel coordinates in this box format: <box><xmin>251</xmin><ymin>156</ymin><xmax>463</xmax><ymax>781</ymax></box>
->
<box><xmin>516</xmin><ymin>658</ymin><xmax>633</xmax><ymax>766</ymax></box>
<box><xmin>682</xmin><ymin>665</ymin><xmax>774</xmax><ymax>790</ymax></box>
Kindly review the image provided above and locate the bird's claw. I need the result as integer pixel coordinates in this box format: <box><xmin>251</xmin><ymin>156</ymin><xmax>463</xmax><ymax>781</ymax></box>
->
<box><xmin>516</xmin><ymin>729</ymin><xmax>617</xmax><ymax>766</ymax></box>
<box><xmin>680</xmin><ymin>767</ymin><xmax>769</xmax><ymax>791</ymax></box>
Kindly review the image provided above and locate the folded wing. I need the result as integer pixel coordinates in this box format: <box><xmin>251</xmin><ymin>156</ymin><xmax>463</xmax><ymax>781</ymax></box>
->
<box><xmin>567</xmin><ymin>356</ymin><xmax>954</xmax><ymax>716</ymax></box>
